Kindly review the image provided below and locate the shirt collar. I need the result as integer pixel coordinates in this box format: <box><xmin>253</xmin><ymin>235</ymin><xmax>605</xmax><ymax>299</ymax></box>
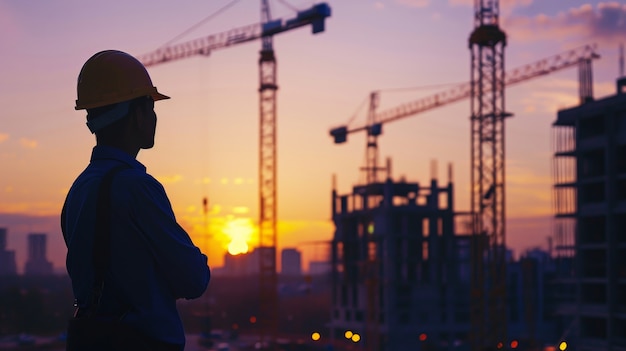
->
<box><xmin>90</xmin><ymin>145</ymin><xmax>147</xmax><ymax>172</ymax></box>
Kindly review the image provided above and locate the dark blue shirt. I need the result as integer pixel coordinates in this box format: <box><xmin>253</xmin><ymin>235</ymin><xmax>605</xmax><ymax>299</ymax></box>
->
<box><xmin>62</xmin><ymin>145</ymin><xmax>210</xmax><ymax>346</ymax></box>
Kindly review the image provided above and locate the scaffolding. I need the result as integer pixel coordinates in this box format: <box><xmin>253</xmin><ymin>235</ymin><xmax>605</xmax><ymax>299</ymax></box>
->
<box><xmin>551</xmin><ymin>123</ymin><xmax>578</xmax><ymax>340</ymax></box>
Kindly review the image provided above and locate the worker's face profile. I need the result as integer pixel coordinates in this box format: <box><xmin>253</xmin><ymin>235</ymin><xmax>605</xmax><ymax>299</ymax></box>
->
<box><xmin>138</xmin><ymin>97</ymin><xmax>157</xmax><ymax>149</ymax></box>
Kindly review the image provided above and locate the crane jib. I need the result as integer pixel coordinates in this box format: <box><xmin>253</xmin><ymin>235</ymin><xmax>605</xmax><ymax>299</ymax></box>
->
<box><xmin>331</xmin><ymin>44</ymin><xmax>600</xmax><ymax>142</ymax></box>
<box><xmin>138</xmin><ymin>3</ymin><xmax>331</xmax><ymax>68</ymax></box>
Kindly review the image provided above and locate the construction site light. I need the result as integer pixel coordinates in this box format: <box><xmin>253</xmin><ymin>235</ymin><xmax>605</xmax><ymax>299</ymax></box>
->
<box><xmin>351</xmin><ymin>334</ymin><xmax>361</xmax><ymax>343</ymax></box>
<box><xmin>344</xmin><ymin>330</ymin><xmax>353</xmax><ymax>339</ymax></box>
<box><xmin>311</xmin><ymin>332</ymin><xmax>321</xmax><ymax>341</ymax></box>
<box><xmin>559</xmin><ymin>341</ymin><xmax>568</xmax><ymax>351</ymax></box>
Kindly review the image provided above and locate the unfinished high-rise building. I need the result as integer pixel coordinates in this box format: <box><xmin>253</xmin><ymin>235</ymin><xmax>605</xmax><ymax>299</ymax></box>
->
<box><xmin>328</xmin><ymin>169</ymin><xmax>473</xmax><ymax>351</ymax></box>
<box><xmin>553</xmin><ymin>77</ymin><xmax>626</xmax><ymax>350</ymax></box>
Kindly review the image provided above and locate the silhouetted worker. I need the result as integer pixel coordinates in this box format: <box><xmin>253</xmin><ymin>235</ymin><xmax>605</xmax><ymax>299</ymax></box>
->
<box><xmin>61</xmin><ymin>50</ymin><xmax>210</xmax><ymax>351</ymax></box>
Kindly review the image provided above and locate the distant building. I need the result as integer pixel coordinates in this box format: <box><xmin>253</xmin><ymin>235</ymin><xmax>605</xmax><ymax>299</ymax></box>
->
<box><xmin>308</xmin><ymin>260</ymin><xmax>331</xmax><ymax>276</ymax></box>
<box><xmin>281</xmin><ymin>248</ymin><xmax>301</xmax><ymax>276</ymax></box>
<box><xmin>552</xmin><ymin>77</ymin><xmax>626</xmax><ymax>350</ymax></box>
<box><xmin>24</xmin><ymin>233</ymin><xmax>53</xmax><ymax>276</ymax></box>
<box><xmin>222</xmin><ymin>247</ymin><xmax>276</xmax><ymax>277</ymax></box>
<box><xmin>223</xmin><ymin>250</ymin><xmax>257</xmax><ymax>276</ymax></box>
<box><xmin>507</xmin><ymin>248</ymin><xmax>558</xmax><ymax>348</ymax></box>
<box><xmin>0</xmin><ymin>228</ymin><xmax>17</xmax><ymax>276</ymax></box>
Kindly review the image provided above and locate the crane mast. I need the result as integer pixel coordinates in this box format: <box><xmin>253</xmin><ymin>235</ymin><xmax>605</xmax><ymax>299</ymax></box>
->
<box><xmin>469</xmin><ymin>0</ymin><xmax>507</xmax><ymax>349</ymax></box>
<box><xmin>363</xmin><ymin>91</ymin><xmax>382</xmax><ymax>184</ymax></box>
<box><xmin>258</xmin><ymin>0</ymin><xmax>279</xmax><ymax>346</ymax></box>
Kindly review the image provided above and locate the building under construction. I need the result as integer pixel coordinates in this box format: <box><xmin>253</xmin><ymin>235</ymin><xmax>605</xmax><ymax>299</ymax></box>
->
<box><xmin>553</xmin><ymin>77</ymin><xmax>626</xmax><ymax>351</ymax></box>
<box><xmin>328</xmin><ymin>167</ymin><xmax>474</xmax><ymax>351</ymax></box>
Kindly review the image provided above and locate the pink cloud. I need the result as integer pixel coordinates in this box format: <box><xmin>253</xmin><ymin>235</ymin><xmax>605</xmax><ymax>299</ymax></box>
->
<box><xmin>505</xmin><ymin>2</ymin><xmax>626</xmax><ymax>45</ymax></box>
<box><xmin>0</xmin><ymin>133</ymin><xmax>9</xmax><ymax>144</ymax></box>
<box><xmin>396</xmin><ymin>0</ymin><xmax>430</xmax><ymax>8</ymax></box>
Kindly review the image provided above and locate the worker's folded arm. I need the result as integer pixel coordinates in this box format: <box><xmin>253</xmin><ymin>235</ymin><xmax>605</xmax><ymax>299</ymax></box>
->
<box><xmin>128</xmin><ymin>175</ymin><xmax>210</xmax><ymax>299</ymax></box>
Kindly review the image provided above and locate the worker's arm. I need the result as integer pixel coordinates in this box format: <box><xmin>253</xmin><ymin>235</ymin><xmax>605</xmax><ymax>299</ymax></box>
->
<box><xmin>128</xmin><ymin>175</ymin><xmax>210</xmax><ymax>299</ymax></box>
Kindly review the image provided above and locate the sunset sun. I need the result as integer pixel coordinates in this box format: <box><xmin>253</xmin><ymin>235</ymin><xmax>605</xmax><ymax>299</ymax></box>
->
<box><xmin>222</xmin><ymin>218</ymin><xmax>255</xmax><ymax>255</ymax></box>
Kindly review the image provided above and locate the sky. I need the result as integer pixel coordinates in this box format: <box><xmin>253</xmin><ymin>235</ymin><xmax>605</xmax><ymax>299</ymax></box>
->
<box><xmin>0</xmin><ymin>0</ymin><xmax>624</xmax><ymax>273</ymax></box>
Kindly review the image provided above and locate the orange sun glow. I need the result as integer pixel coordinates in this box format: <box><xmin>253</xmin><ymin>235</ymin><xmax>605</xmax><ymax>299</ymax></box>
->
<box><xmin>223</xmin><ymin>218</ymin><xmax>255</xmax><ymax>255</ymax></box>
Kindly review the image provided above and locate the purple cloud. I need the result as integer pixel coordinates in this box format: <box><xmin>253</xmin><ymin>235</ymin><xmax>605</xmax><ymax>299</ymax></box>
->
<box><xmin>505</xmin><ymin>2</ymin><xmax>626</xmax><ymax>44</ymax></box>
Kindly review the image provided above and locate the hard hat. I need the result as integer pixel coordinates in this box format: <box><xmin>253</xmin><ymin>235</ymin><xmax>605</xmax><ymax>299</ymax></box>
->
<box><xmin>75</xmin><ymin>50</ymin><xmax>169</xmax><ymax>110</ymax></box>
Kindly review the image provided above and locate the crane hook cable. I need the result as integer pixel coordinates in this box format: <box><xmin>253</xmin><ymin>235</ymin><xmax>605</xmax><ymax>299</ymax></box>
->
<box><xmin>345</xmin><ymin>95</ymin><xmax>370</xmax><ymax>128</ymax></box>
<box><xmin>158</xmin><ymin>0</ymin><xmax>243</xmax><ymax>49</ymax></box>
<box><xmin>344</xmin><ymin>82</ymin><xmax>466</xmax><ymax>127</ymax></box>
<box><xmin>274</xmin><ymin>0</ymin><xmax>300</xmax><ymax>12</ymax></box>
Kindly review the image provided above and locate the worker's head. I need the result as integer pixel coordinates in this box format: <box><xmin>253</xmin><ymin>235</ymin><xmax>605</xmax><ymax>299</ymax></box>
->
<box><xmin>75</xmin><ymin>50</ymin><xmax>169</xmax><ymax>149</ymax></box>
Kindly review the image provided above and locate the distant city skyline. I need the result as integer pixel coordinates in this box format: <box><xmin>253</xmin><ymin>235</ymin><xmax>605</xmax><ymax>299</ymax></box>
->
<box><xmin>0</xmin><ymin>208</ymin><xmax>554</xmax><ymax>275</ymax></box>
<box><xmin>0</xmin><ymin>228</ymin><xmax>55</xmax><ymax>275</ymax></box>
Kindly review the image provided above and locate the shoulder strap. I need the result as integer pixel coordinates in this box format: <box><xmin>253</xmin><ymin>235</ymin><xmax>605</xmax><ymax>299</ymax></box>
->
<box><xmin>89</xmin><ymin>164</ymin><xmax>131</xmax><ymax>315</ymax></box>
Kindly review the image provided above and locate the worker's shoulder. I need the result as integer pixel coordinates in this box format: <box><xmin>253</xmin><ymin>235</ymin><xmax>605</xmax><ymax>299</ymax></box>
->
<box><xmin>115</xmin><ymin>167</ymin><xmax>165</xmax><ymax>192</ymax></box>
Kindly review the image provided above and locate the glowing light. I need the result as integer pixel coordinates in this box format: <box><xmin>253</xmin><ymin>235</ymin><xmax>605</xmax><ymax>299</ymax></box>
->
<box><xmin>419</xmin><ymin>333</ymin><xmax>427</xmax><ymax>342</ymax></box>
<box><xmin>497</xmin><ymin>342</ymin><xmax>503</xmax><ymax>349</ymax></box>
<box><xmin>511</xmin><ymin>340</ymin><xmax>519</xmax><ymax>349</ymax></box>
<box><xmin>249</xmin><ymin>316</ymin><xmax>256</xmax><ymax>324</ymax></box>
<box><xmin>232</xmin><ymin>206</ymin><xmax>249</xmax><ymax>214</ymax></box>
<box><xmin>311</xmin><ymin>332</ymin><xmax>321</xmax><ymax>341</ymax></box>
<box><xmin>223</xmin><ymin>218</ymin><xmax>254</xmax><ymax>255</ymax></box>
<box><xmin>344</xmin><ymin>331</ymin><xmax>353</xmax><ymax>339</ymax></box>
<box><xmin>228</xmin><ymin>241</ymin><xmax>249</xmax><ymax>255</ymax></box>
<box><xmin>156</xmin><ymin>174</ymin><xmax>182</xmax><ymax>184</ymax></box>
<box><xmin>367</xmin><ymin>223</ymin><xmax>374</xmax><ymax>234</ymax></box>
<box><xmin>351</xmin><ymin>334</ymin><xmax>360</xmax><ymax>342</ymax></box>
<box><xmin>559</xmin><ymin>341</ymin><xmax>567</xmax><ymax>351</ymax></box>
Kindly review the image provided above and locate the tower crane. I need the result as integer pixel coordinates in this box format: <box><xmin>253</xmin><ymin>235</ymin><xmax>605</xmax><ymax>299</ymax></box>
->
<box><xmin>469</xmin><ymin>2</ymin><xmax>507</xmax><ymax>347</ymax></box>
<box><xmin>330</xmin><ymin>43</ymin><xmax>598</xmax><ymax>350</ymax></box>
<box><xmin>330</xmin><ymin>44</ymin><xmax>598</xmax><ymax>167</ymax></box>
<box><xmin>138</xmin><ymin>2</ymin><xmax>331</xmax><ymax>346</ymax></box>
